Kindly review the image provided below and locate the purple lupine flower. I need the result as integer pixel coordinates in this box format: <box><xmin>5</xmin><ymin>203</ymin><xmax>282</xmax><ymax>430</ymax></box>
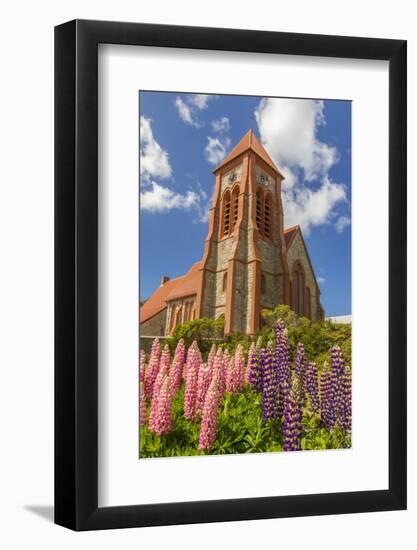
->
<box><xmin>306</xmin><ymin>361</ymin><xmax>320</xmax><ymax>413</ymax></box>
<box><xmin>295</xmin><ymin>343</ymin><xmax>307</xmax><ymax>399</ymax></box>
<box><xmin>339</xmin><ymin>364</ymin><xmax>352</xmax><ymax>435</ymax></box>
<box><xmin>276</xmin><ymin>326</ymin><xmax>291</xmax><ymax>420</ymax></box>
<box><xmin>320</xmin><ymin>361</ymin><xmax>334</xmax><ymax>428</ymax></box>
<box><xmin>261</xmin><ymin>343</ymin><xmax>279</xmax><ymax>421</ymax></box>
<box><xmin>331</xmin><ymin>345</ymin><xmax>345</xmax><ymax>425</ymax></box>
<box><xmin>283</xmin><ymin>377</ymin><xmax>302</xmax><ymax>451</ymax></box>
<box><xmin>248</xmin><ymin>342</ymin><xmax>262</xmax><ymax>392</ymax></box>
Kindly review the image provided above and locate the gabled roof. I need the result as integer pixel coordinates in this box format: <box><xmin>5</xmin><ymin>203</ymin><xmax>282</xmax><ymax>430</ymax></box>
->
<box><xmin>284</xmin><ymin>225</ymin><xmax>300</xmax><ymax>249</ymax></box>
<box><xmin>214</xmin><ymin>130</ymin><xmax>284</xmax><ymax>177</ymax></box>
<box><xmin>166</xmin><ymin>261</ymin><xmax>202</xmax><ymax>301</ymax></box>
<box><xmin>140</xmin><ymin>261</ymin><xmax>201</xmax><ymax>324</ymax></box>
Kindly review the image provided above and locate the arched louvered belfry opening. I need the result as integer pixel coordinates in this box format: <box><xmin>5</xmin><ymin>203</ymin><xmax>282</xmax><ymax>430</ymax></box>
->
<box><xmin>264</xmin><ymin>192</ymin><xmax>273</xmax><ymax>239</ymax></box>
<box><xmin>221</xmin><ymin>189</ymin><xmax>231</xmax><ymax>238</ymax></box>
<box><xmin>231</xmin><ymin>184</ymin><xmax>240</xmax><ymax>232</ymax></box>
<box><xmin>256</xmin><ymin>187</ymin><xmax>264</xmax><ymax>236</ymax></box>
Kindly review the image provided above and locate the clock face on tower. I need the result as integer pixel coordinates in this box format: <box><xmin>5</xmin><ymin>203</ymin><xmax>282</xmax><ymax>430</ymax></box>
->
<box><xmin>256</xmin><ymin>169</ymin><xmax>271</xmax><ymax>187</ymax></box>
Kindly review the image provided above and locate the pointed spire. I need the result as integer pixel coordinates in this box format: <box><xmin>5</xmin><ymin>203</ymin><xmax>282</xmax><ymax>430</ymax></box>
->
<box><xmin>213</xmin><ymin>129</ymin><xmax>284</xmax><ymax>177</ymax></box>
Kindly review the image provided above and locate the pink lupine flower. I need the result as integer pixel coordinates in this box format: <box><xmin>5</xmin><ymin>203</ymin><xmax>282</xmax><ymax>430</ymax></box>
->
<box><xmin>198</xmin><ymin>375</ymin><xmax>220</xmax><ymax>451</ymax></box>
<box><xmin>148</xmin><ymin>361</ymin><xmax>169</xmax><ymax>432</ymax></box>
<box><xmin>184</xmin><ymin>362</ymin><xmax>198</xmax><ymax>421</ymax></box>
<box><xmin>169</xmin><ymin>338</ymin><xmax>185</xmax><ymax>393</ymax></box>
<box><xmin>213</xmin><ymin>348</ymin><xmax>225</xmax><ymax>396</ymax></box>
<box><xmin>139</xmin><ymin>350</ymin><xmax>147</xmax><ymax>426</ymax></box>
<box><xmin>207</xmin><ymin>344</ymin><xmax>217</xmax><ymax>380</ymax></box>
<box><xmin>184</xmin><ymin>340</ymin><xmax>201</xmax><ymax>380</ymax></box>
<box><xmin>226</xmin><ymin>355</ymin><xmax>235</xmax><ymax>393</ymax></box>
<box><xmin>234</xmin><ymin>344</ymin><xmax>245</xmax><ymax>393</ymax></box>
<box><xmin>196</xmin><ymin>362</ymin><xmax>211</xmax><ymax>416</ymax></box>
<box><xmin>153</xmin><ymin>376</ymin><xmax>173</xmax><ymax>436</ymax></box>
<box><xmin>145</xmin><ymin>338</ymin><xmax>161</xmax><ymax>398</ymax></box>
<box><xmin>169</xmin><ymin>356</ymin><xmax>183</xmax><ymax>396</ymax></box>
<box><xmin>160</xmin><ymin>344</ymin><xmax>171</xmax><ymax>373</ymax></box>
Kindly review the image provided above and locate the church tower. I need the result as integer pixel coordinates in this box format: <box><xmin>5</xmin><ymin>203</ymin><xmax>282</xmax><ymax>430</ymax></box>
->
<box><xmin>195</xmin><ymin>130</ymin><xmax>291</xmax><ymax>335</ymax></box>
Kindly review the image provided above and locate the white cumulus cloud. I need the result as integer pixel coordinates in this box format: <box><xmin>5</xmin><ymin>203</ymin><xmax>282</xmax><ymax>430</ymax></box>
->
<box><xmin>255</xmin><ymin>97</ymin><xmax>347</xmax><ymax>234</ymax></box>
<box><xmin>255</xmin><ymin>98</ymin><xmax>338</xmax><ymax>181</ymax></box>
<box><xmin>317</xmin><ymin>276</ymin><xmax>326</xmax><ymax>284</ymax></box>
<box><xmin>211</xmin><ymin>116</ymin><xmax>231</xmax><ymax>133</ymax></box>
<box><xmin>205</xmin><ymin>136</ymin><xmax>231</xmax><ymax>166</ymax></box>
<box><xmin>335</xmin><ymin>215</ymin><xmax>351</xmax><ymax>233</ymax></box>
<box><xmin>283</xmin><ymin>176</ymin><xmax>346</xmax><ymax>235</ymax></box>
<box><xmin>174</xmin><ymin>94</ymin><xmax>217</xmax><ymax>127</ymax></box>
<box><xmin>140</xmin><ymin>116</ymin><xmax>172</xmax><ymax>180</ymax></box>
<box><xmin>140</xmin><ymin>182</ymin><xmax>200</xmax><ymax>213</ymax></box>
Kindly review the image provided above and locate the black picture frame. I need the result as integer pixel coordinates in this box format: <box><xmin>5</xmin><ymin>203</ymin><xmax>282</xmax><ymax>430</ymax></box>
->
<box><xmin>55</xmin><ymin>19</ymin><xmax>407</xmax><ymax>531</ymax></box>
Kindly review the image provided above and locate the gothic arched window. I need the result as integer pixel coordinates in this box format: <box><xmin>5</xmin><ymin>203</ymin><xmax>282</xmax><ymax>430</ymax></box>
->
<box><xmin>293</xmin><ymin>270</ymin><xmax>299</xmax><ymax>315</ymax></box>
<box><xmin>292</xmin><ymin>262</ymin><xmax>308</xmax><ymax>318</ymax></box>
<box><xmin>221</xmin><ymin>190</ymin><xmax>231</xmax><ymax>238</ymax></box>
<box><xmin>264</xmin><ymin>192</ymin><xmax>273</xmax><ymax>239</ymax></box>
<box><xmin>231</xmin><ymin>185</ymin><xmax>239</xmax><ymax>232</ymax></box>
<box><xmin>299</xmin><ymin>272</ymin><xmax>304</xmax><ymax>315</ymax></box>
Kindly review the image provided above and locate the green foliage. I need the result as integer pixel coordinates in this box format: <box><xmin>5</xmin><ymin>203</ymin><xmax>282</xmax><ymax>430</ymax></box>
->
<box><xmin>172</xmin><ymin>317</ymin><xmax>225</xmax><ymax>354</ymax></box>
<box><xmin>139</xmin><ymin>384</ymin><xmax>351</xmax><ymax>458</ymax></box>
<box><xmin>259</xmin><ymin>304</ymin><xmax>351</xmax><ymax>368</ymax></box>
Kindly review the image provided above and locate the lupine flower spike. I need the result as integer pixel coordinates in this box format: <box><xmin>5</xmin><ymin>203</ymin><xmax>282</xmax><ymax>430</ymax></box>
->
<box><xmin>169</xmin><ymin>339</ymin><xmax>185</xmax><ymax>395</ymax></box>
<box><xmin>148</xmin><ymin>359</ymin><xmax>169</xmax><ymax>432</ymax></box>
<box><xmin>153</xmin><ymin>376</ymin><xmax>173</xmax><ymax>435</ymax></box>
<box><xmin>139</xmin><ymin>350</ymin><xmax>147</xmax><ymax>426</ymax></box>
<box><xmin>306</xmin><ymin>361</ymin><xmax>320</xmax><ymax>413</ymax></box>
<box><xmin>320</xmin><ymin>361</ymin><xmax>334</xmax><ymax>428</ymax></box>
<box><xmin>184</xmin><ymin>359</ymin><xmax>198</xmax><ymax>421</ymax></box>
<box><xmin>295</xmin><ymin>343</ymin><xmax>307</xmax><ymax>399</ymax></box>
<box><xmin>283</xmin><ymin>377</ymin><xmax>302</xmax><ymax>451</ymax></box>
<box><xmin>145</xmin><ymin>338</ymin><xmax>161</xmax><ymax>398</ymax></box>
<box><xmin>248</xmin><ymin>342</ymin><xmax>262</xmax><ymax>392</ymax></box>
<box><xmin>198</xmin><ymin>376</ymin><xmax>220</xmax><ymax>451</ymax></box>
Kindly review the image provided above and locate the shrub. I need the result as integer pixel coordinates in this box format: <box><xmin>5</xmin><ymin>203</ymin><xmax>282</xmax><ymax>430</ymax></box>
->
<box><xmin>172</xmin><ymin>317</ymin><xmax>225</xmax><ymax>354</ymax></box>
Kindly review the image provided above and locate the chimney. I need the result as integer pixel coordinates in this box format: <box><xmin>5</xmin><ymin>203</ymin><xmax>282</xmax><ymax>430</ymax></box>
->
<box><xmin>160</xmin><ymin>275</ymin><xmax>170</xmax><ymax>286</ymax></box>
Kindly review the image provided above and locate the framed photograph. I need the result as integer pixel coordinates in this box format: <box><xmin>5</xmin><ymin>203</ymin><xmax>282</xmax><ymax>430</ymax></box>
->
<box><xmin>55</xmin><ymin>20</ymin><xmax>406</xmax><ymax>530</ymax></box>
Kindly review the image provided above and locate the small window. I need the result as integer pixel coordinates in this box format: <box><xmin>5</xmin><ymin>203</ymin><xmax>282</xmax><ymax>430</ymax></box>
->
<box><xmin>222</xmin><ymin>272</ymin><xmax>228</xmax><ymax>292</ymax></box>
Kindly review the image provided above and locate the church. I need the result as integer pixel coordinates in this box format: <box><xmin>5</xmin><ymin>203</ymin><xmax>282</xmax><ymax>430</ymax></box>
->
<box><xmin>140</xmin><ymin>130</ymin><xmax>324</xmax><ymax>337</ymax></box>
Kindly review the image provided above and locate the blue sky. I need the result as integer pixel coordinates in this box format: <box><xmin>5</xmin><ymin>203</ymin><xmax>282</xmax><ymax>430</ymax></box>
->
<box><xmin>139</xmin><ymin>91</ymin><xmax>351</xmax><ymax>316</ymax></box>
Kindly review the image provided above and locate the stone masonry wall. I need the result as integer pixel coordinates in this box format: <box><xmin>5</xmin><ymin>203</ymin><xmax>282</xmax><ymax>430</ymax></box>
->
<box><xmin>140</xmin><ymin>309</ymin><xmax>167</xmax><ymax>337</ymax></box>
